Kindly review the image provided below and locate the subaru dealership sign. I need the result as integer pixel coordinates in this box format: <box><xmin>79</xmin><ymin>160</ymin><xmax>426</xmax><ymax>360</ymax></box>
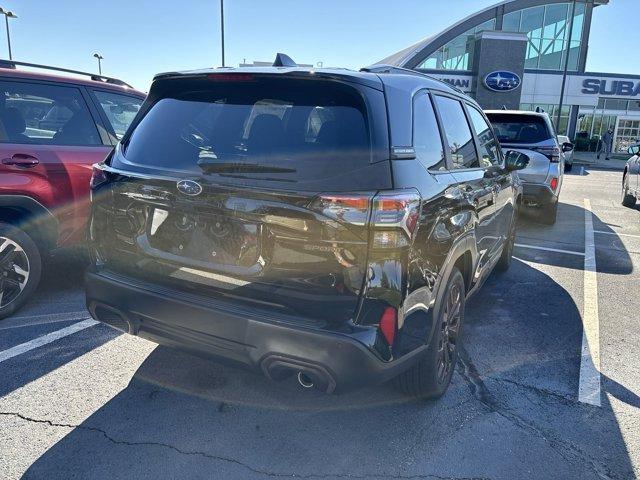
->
<box><xmin>484</xmin><ymin>71</ymin><xmax>521</xmax><ymax>92</ymax></box>
<box><xmin>582</xmin><ymin>78</ymin><xmax>640</xmax><ymax>97</ymax></box>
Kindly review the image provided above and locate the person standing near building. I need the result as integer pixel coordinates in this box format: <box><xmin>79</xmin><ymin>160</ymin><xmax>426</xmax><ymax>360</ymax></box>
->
<box><xmin>598</xmin><ymin>127</ymin><xmax>614</xmax><ymax>160</ymax></box>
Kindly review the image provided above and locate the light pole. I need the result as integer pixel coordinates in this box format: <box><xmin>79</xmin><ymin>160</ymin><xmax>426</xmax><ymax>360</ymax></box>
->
<box><xmin>0</xmin><ymin>8</ymin><xmax>17</xmax><ymax>60</ymax></box>
<box><xmin>220</xmin><ymin>0</ymin><xmax>225</xmax><ymax>66</ymax></box>
<box><xmin>93</xmin><ymin>53</ymin><xmax>103</xmax><ymax>75</ymax></box>
<box><xmin>555</xmin><ymin>0</ymin><xmax>576</xmax><ymax>135</ymax></box>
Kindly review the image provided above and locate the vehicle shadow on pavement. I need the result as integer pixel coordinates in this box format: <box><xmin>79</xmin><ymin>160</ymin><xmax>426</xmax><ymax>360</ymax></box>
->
<box><xmin>516</xmin><ymin>202</ymin><xmax>633</xmax><ymax>275</ymax></box>
<box><xmin>0</xmin><ymin>248</ymin><xmax>122</xmax><ymax>398</ymax></box>
<box><xmin>18</xmin><ymin>204</ymin><xmax>638</xmax><ymax>479</ymax></box>
<box><xmin>461</xmin><ymin>255</ymin><xmax>637</xmax><ymax>480</ymax></box>
<box><xmin>22</xmin><ymin>269</ymin><xmax>638</xmax><ymax>477</ymax></box>
<box><xmin>17</xmin><ymin>246</ymin><xmax>89</xmax><ymax>318</ymax></box>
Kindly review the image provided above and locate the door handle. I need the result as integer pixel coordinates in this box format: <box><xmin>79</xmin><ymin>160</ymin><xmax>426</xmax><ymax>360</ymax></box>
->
<box><xmin>2</xmin><ymin>153</ymin><xmax>39</xmax><ymax>167</ymax></box>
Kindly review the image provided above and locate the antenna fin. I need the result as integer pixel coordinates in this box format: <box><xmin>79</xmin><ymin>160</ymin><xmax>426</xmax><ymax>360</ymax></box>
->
<box><xmin>273</xmin><ymin>53</ymin><xmax>297</xmax><ymax>67</ymax></box>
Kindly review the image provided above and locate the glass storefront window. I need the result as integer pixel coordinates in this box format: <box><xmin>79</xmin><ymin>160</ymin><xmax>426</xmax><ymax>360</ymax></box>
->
<box><xmin>416</xmin><ymin>19</ymin><xmax>495</xmax><ymax>71</ymax></box>
<box><xmin>502</xmin><ymin>10</ymin><xmax>521</xmax><ymax>32</ymax></box>
<box><xmin>605</xmin><ymin>99</ymin><xmax>629</xmax><ymax>111</ymax></box>
<box><xmin>577</xmin><ymin>112</ymin><xmax>593</xmax><ymax>135</ymax></box>
<box><xmin>629</xmin><ymin>100</ymin><xmax>640</xmax><ymax>112</ymax></box>
<box><xmin>504</xmin><ymin>2</ymin><xmax>584</xmax><ymax>71</ymax></box>
<box><xmin>615</xmin><ymin>119</ymin><xmax>640</xmax><ymax>152</ymax></box>
<box><xmin>417</xmin><ymin>2</ymin><xmax>587</xmax><ymax>73</ymax></box>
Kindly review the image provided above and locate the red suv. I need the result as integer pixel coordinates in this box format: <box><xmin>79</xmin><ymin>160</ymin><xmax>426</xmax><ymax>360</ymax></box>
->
<box><xmin>0</xmin><ymin>60</ymin><xmax>145</xmax><ymax>318</ymax></box>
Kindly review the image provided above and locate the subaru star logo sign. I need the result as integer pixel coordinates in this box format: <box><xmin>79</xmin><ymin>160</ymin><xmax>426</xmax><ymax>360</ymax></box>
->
<box><xmin>484</xmin><ymin>71</ymin><xmax>521</xmax><ymax>92</ymax></box>
<box><xmin>176</xmin><ymin>180</ymin><xmax>203</xmax><ymax>196</ymax></box>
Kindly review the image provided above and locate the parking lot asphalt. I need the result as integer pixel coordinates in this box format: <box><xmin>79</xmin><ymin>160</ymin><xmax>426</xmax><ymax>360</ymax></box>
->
<box><xmin>1</xmin><ymin>168</ymin><xmax>639</xmax><ymax>480</ymax></box>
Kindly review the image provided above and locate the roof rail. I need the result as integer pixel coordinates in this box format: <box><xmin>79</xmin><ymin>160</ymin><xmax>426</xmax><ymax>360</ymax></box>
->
<box><xmin>0</xmin><ymin>59</ymin><xmax>133</xmax><ymax>88</ymax></box>
<box><xmin>360</xmin><ymin>64</ymin><xmax>465</xmax><ymax>93</ymax></box>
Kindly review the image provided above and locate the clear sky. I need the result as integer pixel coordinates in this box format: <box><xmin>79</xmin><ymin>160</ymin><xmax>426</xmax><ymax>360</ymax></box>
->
<box><xmin>0</xmin><ymin>0</ymin><xmax>636</xmax><ymax>92</ymax></box>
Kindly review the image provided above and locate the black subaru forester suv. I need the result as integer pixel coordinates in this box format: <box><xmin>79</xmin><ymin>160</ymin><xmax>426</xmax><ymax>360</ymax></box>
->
<box><xmin>86</xmin><ymin>62</ymin><xmax>529</xmax><ymax>398</ymax></box>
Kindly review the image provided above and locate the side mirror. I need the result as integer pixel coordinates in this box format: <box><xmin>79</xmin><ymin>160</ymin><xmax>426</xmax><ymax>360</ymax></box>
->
<box><xmin>504</xmin><ymin>150</ymin><xmax>530</xmax><ymax>172</ymax></box>
<box><xmin>628</xmin><ymin>146</ymin><xmax>640</xmax><ymax>156</ymax></box>
<box><xmin>562</xmin><ymin>142</ymin><xmax>574</xmax><ymax>153</ymax></box>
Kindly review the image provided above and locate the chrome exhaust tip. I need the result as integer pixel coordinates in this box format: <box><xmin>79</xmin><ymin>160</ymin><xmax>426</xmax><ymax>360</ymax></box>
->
<box><xmin>297</xmin><ymin>371</ymin><xmax>315</xmax><ymax>389</ymax></box>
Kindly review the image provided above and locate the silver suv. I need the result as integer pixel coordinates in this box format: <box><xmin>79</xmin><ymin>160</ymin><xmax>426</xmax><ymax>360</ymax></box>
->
<box><xmin>486</xmin><ymin>110</ymin><xmax>569</xmax><ymax>225</ymax></box>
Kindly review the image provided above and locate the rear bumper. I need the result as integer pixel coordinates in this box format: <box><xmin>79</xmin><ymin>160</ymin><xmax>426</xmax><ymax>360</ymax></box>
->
<box><xmin>521</xmin><ymin>182</ymin><xmax>558</xmax><ymax>207</ymax></box>
<box><xmin>85</xmin><ymin>270</ymin><xmax>422</xmax><ymax>393</ymax></box>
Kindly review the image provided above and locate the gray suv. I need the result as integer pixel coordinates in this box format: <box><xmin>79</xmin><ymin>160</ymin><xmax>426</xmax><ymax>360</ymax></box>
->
<box><xmin>486</xmin><ymin>110</ymin><xmax>570</xmax><ymax>225</ymax></box>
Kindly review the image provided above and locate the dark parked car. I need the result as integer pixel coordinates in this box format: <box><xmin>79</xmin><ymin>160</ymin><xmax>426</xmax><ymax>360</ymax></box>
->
<box><xmin>622</xmin><ymin>143</ymin><xmax>640</xmax><ymax>207</ymax></box>
<box><xmin>85</xmin><ymin>60</ymin><xmax>528</xmax><ymax>398</ymax></box>
<box><xmin>0</xmin><ymin>60</ymin><xmax>145</xmax><ymax>318</ymax></box>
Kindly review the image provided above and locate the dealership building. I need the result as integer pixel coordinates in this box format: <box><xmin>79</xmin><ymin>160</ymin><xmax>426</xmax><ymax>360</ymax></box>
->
<box><xmin>379</xmin><ymin>0</ymin><xmax>640</xmax><ymax>152</ymax></box>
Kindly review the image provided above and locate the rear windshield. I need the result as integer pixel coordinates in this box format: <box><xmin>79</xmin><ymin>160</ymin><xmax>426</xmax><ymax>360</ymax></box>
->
<box><xmin>118</xmin><ymin>77</ymin><xmax>375</xmax><ymax>186</ymax></box>
<box><xmin>487</xmin><ymin>114</ymin><xmax>552</xmax><ymax>144</ymax></box>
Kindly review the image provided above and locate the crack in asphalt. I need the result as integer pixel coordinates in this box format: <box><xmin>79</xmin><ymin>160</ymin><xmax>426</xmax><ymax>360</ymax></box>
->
<box><xmin>455</xmin><ymin>348</ymin><xmax>617</xmax><ymax>480</ymax></box>
<box><xmin>487</xmin><ymin>376</ymin><xmax>579</xmax><ymax>406</ymax></box>
<box><xmin>0</xmin><ymin>411</ymin><xmax>489</xmax><ymax>480</ymax></box>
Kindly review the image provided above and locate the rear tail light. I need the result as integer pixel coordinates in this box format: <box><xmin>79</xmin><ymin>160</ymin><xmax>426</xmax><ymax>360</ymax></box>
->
<box><xmin>309</xmin><ymin>194</ymin><xmax>372</xmax><ymax>226</ymax></box>
<box><xmin>378</xmin><ymin>306</ymin><xmax>397</xmax><ymax>345</ymax></box>
<box><xmin>310</xmin><ymin>190</ymin><xmax>421</xmax><ymax>249</ymax></box>
<box><xmin>371</xmin><ymin>191</ymin><xmax>420</xmax><ymax>248</ymax></box>
<box><xmin>533</xmin><ymin>146</ymin><xmax>561</xmax><ymax>162</ymax></box>
<box><xmin>550</xmin><ymin>177</ymin><xmax>559</xmax><ymax>192</ymax></box>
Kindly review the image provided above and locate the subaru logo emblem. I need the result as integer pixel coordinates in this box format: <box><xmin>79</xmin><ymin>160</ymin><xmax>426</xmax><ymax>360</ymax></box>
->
<box><xmin>484</xmin><ymin>71</ymin><xmax>521</xmax><ymax>92</ymax></box>
<box><xmin>176</xmin><ymin>180</ymin><xmax>203</xmax><ymax>196</ymax></box>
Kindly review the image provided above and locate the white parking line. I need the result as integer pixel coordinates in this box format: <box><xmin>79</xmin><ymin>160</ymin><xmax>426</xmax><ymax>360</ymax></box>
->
<box><xmin>578</xmin><ymin>198</ymin><xmax>601</xmax><ymax>406</ymax></box>
<box><xmin>0</xmin><ymin>319</ymin><xmax>98</xmax><ymax>364</ymax></box>
<box><xmin>595</xmin><ymin>230</ymin><xmax>640</xmax><ymax>239</ymax></box>
<box><xmin>514</xmin><ymin>243</ymin><xmax>585</xmax><ymax>256</ymax></box>
<box><xmin>0</xmin><ymin>311</ymin><xmax>92</xmax><ymax>331</ymax></box>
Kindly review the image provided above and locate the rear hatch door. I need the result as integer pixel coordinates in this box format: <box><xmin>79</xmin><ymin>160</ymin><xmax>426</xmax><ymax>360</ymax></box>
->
<box><xmin>94</xmin><ymin>73</ymin><xmax>391</xmax><ymax>326</ymax></box>
<box><xmin>487</xmin><ymin>113</ymin><xmax>556</xmax><ymax>183</ymax></box>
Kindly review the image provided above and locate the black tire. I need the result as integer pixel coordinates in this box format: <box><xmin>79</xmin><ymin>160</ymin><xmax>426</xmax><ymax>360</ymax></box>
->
<box><xmin>0</xmin><ymin>222</ymin><xmax>42</xmax><ymax>319</ymax></box>
<box><xmin>496</xmin><ymin>210</ymin><xmax>517</xmax><ymax>272</ymax></box>
<box><xmin>622</xmin><ymin>174</ymin><xmax>636</xmax><ymax>208</ymax></box>
<box><xmin>396</xmin><ymin>267</ymin><xmax>465</xmax><ymax>399</ymax></box>
<box><xmin>539</xmin><ymin>201</ymin><xmax>558</xmax><ymax>225</ymax></box>
<box><xmin>564</xmin><ymin>163</ymin><xmax>573</xmax><ymax>172</ymax></box>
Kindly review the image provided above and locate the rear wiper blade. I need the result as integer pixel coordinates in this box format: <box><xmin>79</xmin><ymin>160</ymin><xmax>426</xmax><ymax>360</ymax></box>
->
<box><xmin>197</xmin><ymin>161</ymin><xmax>296</xmax><ymax>174</ymax></box>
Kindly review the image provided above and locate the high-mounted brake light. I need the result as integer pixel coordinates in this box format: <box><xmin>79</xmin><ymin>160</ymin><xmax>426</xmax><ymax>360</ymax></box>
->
<box><xmin>379</xmin><ymin>306</ymin><xmax>397</xmax><ymax>346</ymax></box>
<box><xmin>206</xmin><ymin>73</ymin><xmax>256</xmax><ymax>82</ymax></box>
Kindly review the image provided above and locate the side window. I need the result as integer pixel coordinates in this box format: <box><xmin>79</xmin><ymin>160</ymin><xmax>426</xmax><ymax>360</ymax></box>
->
<box><xmin>467</xmin><ymin>106</ymin><xmax>501</xmax><ymax>167</ymax></box>
<box><xmin>93</xmin><ymin>90</ymin><xmax>143</xmax><ymax>140</ymax></box>
<box><xmin>434</xmin><ymin>95</ymin><xmax>479</xmax><ymax>169</ymax></box>
<box><xmin>413</xmin><ymin>91</ymin><xmax>445</xmax><ymax>171</ymax></box>
<box><xmin>0</xmin><ymin>81</ymin><xmax>101</xmax><ymax>146</ymax></box>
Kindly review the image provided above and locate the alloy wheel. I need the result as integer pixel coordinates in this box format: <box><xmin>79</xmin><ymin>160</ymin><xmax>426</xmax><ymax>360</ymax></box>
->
<box><xmin>436</xmin><ymin>281</ymin><xmax>462</xmax><ymax>383</ymax></box>
<box><xmin>0</xmin><ymin>237</ymin><xmax>30</xmax><ymax>308</ymax></box>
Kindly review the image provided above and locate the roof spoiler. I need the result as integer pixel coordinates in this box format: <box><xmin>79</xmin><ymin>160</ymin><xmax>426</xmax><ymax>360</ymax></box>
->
<box><xmin>0</xmin><ymin>59</ymin><xmax>133</xmax><ymax>88</ymax></box>
<box><xmin>360</xmin><ymin>64</ymin><xmax>464</xmax><ymax>93</ymax></box>
<box><xmin>273</xmin><ymin>53</ymin><xmax>297</xmax><ymax>67</ymax></box>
